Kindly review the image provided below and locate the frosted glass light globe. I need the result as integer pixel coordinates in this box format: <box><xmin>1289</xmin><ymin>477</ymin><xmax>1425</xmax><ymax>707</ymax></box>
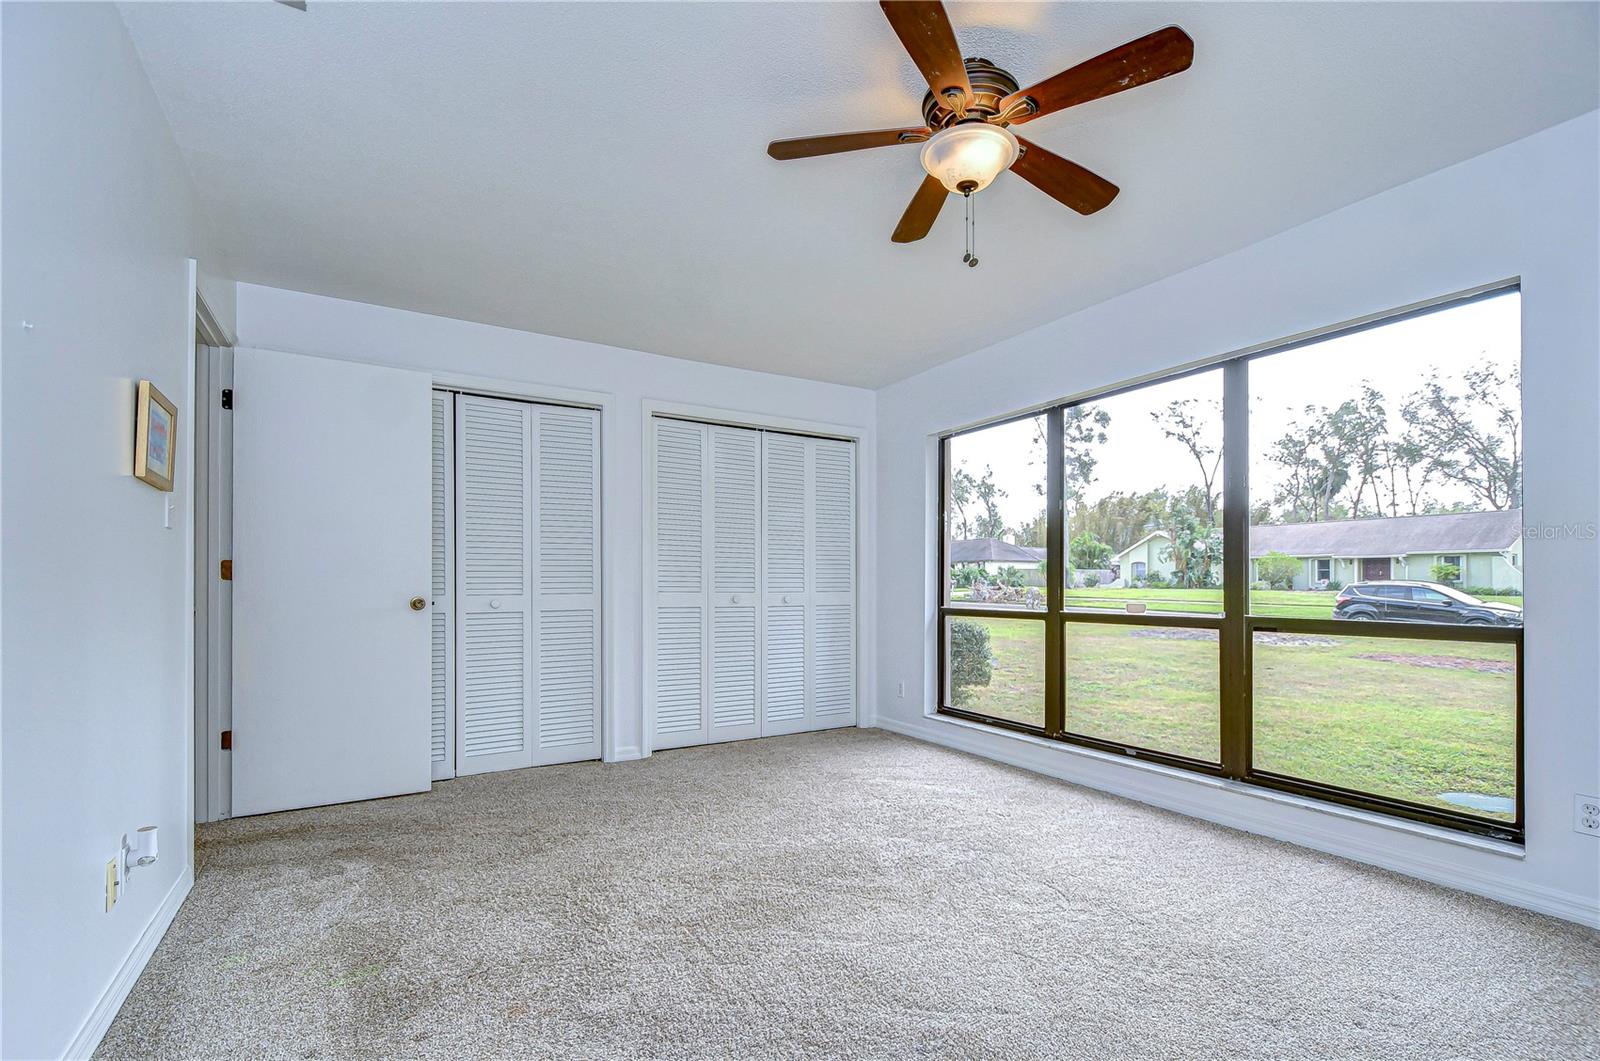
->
<box><xmin>920</xmin><ymin>123</ymin><xmax>1020</xmax><ymax>195</ymax></box>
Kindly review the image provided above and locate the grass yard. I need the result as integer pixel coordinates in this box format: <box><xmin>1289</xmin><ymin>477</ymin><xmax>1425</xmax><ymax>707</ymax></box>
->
<box><xmin>954</xmin><ymin>585</ymin><xmax>1522</xmax><ymax>621</ymax></box>
<box><xmin>948</xmin><ymin>617</ymin><xmax>1517</xmax><ymax>821</ymax></box>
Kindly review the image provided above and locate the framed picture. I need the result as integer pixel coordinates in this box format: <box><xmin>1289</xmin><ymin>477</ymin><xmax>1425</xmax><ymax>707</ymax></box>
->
<box><xmin>134</xmin><ymin>380</ymin><xmax>177</xmax><ymax>492</ymax></box>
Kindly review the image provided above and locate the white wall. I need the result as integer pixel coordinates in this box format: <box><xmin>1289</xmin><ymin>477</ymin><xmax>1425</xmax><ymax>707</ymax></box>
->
<box><xmin>1</xmin><ymin>4</ymin><xmax>235</xmax><ymax>1057</ymax></box>
<box><xmin>874</xmin><ymin>112</ymin><xmax>1600</xmax><ymax>926</ymax></box>
<box><xmin>233</xmin><ymin>283</ymin><xmax>878</xmax><ymax>763</ymax></box>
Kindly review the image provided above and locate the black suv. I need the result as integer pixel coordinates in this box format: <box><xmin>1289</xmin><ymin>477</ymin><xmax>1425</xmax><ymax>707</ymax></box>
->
<box><xmin>1333</xmin><ymin>580</ymin><xmax>1523</xmax><ymax>626</ymax></box>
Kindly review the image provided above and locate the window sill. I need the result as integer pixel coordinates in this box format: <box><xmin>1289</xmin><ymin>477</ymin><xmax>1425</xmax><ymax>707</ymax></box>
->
<box><xmin>925</xmin><ymin>709</ymin><xmax>1525</xmax><ymax>860</ymax></box>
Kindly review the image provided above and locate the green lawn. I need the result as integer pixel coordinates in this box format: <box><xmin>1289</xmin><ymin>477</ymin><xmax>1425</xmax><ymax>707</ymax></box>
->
<box><xmin>952</xmin><ymin>585</ymin><xmax>1522</xmax><ymax>620</ymax></box>
<box><xmin>948</xmin><ymin>615</ymin><xmax>1517</xmax><ymax>821</ymax></box>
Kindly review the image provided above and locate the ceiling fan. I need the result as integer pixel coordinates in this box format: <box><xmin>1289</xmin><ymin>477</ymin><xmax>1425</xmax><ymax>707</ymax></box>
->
<box><xmin>767</xmin><ymin>2</ymin><xmax>1193</xmax><ymax>262</ymax></box>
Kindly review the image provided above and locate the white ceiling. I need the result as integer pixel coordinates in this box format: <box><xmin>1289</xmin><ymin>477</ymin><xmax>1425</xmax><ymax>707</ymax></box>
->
<box><xmin>120</xmin><ymin>2</ymin><xmax>1597</xmax><ymax>388</ymax></box>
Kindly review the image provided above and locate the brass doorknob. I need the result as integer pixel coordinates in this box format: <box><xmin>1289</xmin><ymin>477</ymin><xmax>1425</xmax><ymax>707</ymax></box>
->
<box><xmin>409</xmin><ymin>596</ymin><xmax>427</xmax><ymax>611</ymax></box>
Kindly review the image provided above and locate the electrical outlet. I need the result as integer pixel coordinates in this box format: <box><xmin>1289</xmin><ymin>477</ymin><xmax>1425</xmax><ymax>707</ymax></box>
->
<box><xmin>1576</xmin><ymin>795</ymin><xmax>1600</xmax><ymax>837</ymax></box>
<box><xmin>105</xmin><ymin>859</ymin><xmax>119</xmax><ymax>912</ymax></box>
<box><xmin>896</xmin><ymin>681</ymin><xmax>906</xmax><ymax>699</ymax></box>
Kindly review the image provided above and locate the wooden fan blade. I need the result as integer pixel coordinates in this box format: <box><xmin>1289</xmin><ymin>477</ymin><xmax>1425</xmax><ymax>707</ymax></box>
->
<box><xmin>768</xmin><ymin>127</ymin><xmax>930</xmax><ymax>161</ymax></box>
<box><xmin>1000</xmin><ymin>26</ymin><xmax>1193</xmax><ymax>125</ymax></box>
<box><xmin>892</xmin><ymin>174</ymin><xmax>948</xmax><ymax>243</ymax></box>
<box><xmin>880</xmin><ymin>1</ymin><xmax>972</xmax><ymax>108</ymax></box>
<box><xmin>1011</xmin><ymin>138</ymin><xmax>1119</xmax><ymax>215</ymax></box>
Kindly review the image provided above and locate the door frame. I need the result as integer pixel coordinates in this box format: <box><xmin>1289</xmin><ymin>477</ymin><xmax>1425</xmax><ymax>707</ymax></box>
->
<box><xmin>190</xmin><ymin>265</ymin><xmax>234</xmax><ymax>825</ymax></box>
<box><xmin>640</xmin><ymin>398</ymin><xmax>873</xmax><ymax>758</ymax></box>
<box><xmin>432</xmin><ymin>371</ymin><xmax>616</xmax><ymax>763</ymax></box>
<box><xmin>1361</xmin><ymin>556</ymin><xmax>1393</xmax><ymax>580</ymax></box>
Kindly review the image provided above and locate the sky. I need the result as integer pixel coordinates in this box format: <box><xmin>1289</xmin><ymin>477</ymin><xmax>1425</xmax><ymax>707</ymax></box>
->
<box><xmin>949</xmin><ymin>290</ymin><xmax>1522</xmax><ymax>536</ymax></box>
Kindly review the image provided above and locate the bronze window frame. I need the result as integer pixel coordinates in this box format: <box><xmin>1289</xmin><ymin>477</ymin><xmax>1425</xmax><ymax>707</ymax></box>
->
<box><xmin>934</xmin><ymin>284</ymin><xmax>1524</xmax><ymax>843</ymax></box>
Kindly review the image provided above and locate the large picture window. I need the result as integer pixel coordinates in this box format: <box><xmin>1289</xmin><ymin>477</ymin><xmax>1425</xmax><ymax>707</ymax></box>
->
<box><xmin>937</xmin><ymin>285</ymin><xmax>1523</xmax><ymax>840</ymax></box>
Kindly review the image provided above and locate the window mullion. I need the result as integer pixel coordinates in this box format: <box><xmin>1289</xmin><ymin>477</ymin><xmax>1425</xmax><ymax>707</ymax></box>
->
<box><xmin>1044</xmin><ymin>406</ymin><xmax>1065</xmax><ymax>736</ymax></box>
<box><xmin>1220</xmin><ymin>359</ymin><xmax>1250</xmax><ymax>779</ymax></box>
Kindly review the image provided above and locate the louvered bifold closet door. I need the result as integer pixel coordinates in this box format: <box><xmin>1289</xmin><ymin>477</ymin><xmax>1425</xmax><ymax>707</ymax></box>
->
<box><xmin>761</xmin><ymin>432</ymin><xmax>811</xmax><ymax>736</ymax></box>
<box><xmin>809</xmin><ymin>438</ymin><xmax>857</xmax><ymax>728</ymax></box>
<box><xmin>430</xmin><ymin>392</ymin><xmax>456</xmax><ymax>780</ymax></box>
<box><xmin>531</xmin><ymin>405</ymin><xmax>602</xmax><ymax>765</ymax></box>
<box><xmin>708</xmin><ymin>426</ymin><xmax>763</xmax><ymax>743</ymax></box>
<box><xmin>454</xmin><ymin>394</ymin><xmax>535</xmax><ymax>775</ymax></box>
<box><xmin>650</xmin><ymin>419</ymin><xmax>711</xmax><ymax>749</ymax></box>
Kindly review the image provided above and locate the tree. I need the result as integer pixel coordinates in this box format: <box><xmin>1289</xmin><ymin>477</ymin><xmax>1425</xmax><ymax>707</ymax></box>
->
<box><xmin>1336</xmin><ymin>385</ymin><xmax>1391</xmax><ymax>518</ymax></box>
<box><xmin>1011</xmin><ymin>509</ymin><xmax>1047</xmax><ymax>548</ymax></box>
<box><xmin>973</xmin><ymin>470</ymin><xmax>1006</xmax><ymax>539</ymax></box>
<box><xmin>949</xmin><ymin>467</ymin><xmax>975</xmax><ymax>538</ymax></box>
<box><xmin>1151</xmin><ymin>398</ymin><xmax>1223</xmax><ymax>523</ymax></box>
<box><xmin>1160</xmin><ymin>501</ymin><xmax>1222</xmax><ymax>587</ymax></box>
<box><xmin>1061</xmin><ymin>404</ymin><xmax>1111</xmax><ymax>503</ymax></box>
<box><xmin>1256</xmin><ymin>551</ymin><xmax>1300</xmax><ymax>590</ymax></box>
<box><xmin>1400</xmin><ymin>361</ymin><xmax>1522</xmax><ymax>511</ymax></box>
<box><xmin>950</xmin><ymin>465</ymin><xmax>1006</xmax><ymax>539</ymax></box>
<box><xmin>1069</xmin><ymin>490</ymin><xmax>1170</xmax><ymax>553</ymax></box>
<box><xmin>1380</xmin><ymin>434</ymin><xmax>1434</xmax><ymax>516</ymax></box>
<box><xmin>1069</xmin><ymin>531</ymin><xmax>1112</xmax><ymax>570</ymax></box>
<box><xmin>1268</xmin><ymin>405</ymin><xmax>1358</xmax><ymax>522</ymax></box>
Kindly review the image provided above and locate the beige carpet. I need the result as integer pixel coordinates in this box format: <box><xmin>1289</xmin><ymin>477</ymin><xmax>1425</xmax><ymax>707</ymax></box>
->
<box><xmin>98</xmin><ymin>729</ymin><xmax>1599</xmax><ymax>1059</ymax></box>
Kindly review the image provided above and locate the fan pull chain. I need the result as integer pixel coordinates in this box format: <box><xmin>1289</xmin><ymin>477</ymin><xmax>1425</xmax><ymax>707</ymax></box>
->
<box><xmin>962</xmin><ymin>191</ymin><xmax>979</xmax><ymax>268</ymax></box>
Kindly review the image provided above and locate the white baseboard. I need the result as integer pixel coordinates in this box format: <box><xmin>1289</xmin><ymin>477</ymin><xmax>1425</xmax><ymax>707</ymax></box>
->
<box><xmin>63</xmin><ymin>863</ymin><xmax>193</xmax><ymax>1060</ymax></box>
<box><xmin>606</xmin><ymin>745</ymin><xmax>642</xmax><ymax>763</ymax></box>
<box><xmin>872</xmin><ymin>715</ymin><xmax>1600</xmax><ymax>929</ymax></box>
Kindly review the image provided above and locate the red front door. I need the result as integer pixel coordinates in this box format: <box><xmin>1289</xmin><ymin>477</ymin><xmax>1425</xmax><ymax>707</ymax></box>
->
<box><xmin>1361</xmin><ymin>557</ymin><xmax>1391</xmax><ymax>580</ymax></box>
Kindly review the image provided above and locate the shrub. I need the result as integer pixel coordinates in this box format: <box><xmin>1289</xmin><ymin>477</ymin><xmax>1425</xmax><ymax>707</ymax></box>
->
<box><xmin>951</xmin><ymin>565</ymin><xmax>979</xmax><ymax>588</ymax></box>
<box><xmin>1325</xmin><ymin>579</ymin><xmax>1344</xmax><ymax>592</ymax></box>
<box><xmin>1083</xmin><ymin>574</ymin><xmax>1100</xmax><ymax>588</ymax></box>
<box><xmin>995</xmin><ymin>565</ymin><xmax>1026</xmax><ymax>589</ymax></box>
<box><xmin>1144</xmin><ymin>572</ymin><xmax>1171</xmax><ymax>589</ymax></box>
<box><xmin>1256</xmin><ymin>551</ymin><xmax>1300</xmax><ymax>590</ymax></box>
<box><xmin>1462</xmin><ymin>585</ymin><xmax>1521</xmax><ymax>598</ymax></box>
<box><xmin>948</xmin><ymin>619</ymin><xmax>993</xmax><ymax>705</ymax></box>
<box><xmin>1430</xmin><ymin>562</ymin><xmax>1461</xmax><ymax>585</ymax></box>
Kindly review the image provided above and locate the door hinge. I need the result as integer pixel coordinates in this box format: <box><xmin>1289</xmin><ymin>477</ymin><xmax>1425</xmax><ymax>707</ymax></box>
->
<box><xmin>220</xmin><ymin>729</ymin><xmax>232</xmax><ymax>750</ymax></box>
<box><xmin>219</xmin><ymin>559</ymin><xmax>233</xmax><ymax>581</ymax></box>
<box><xmin>220</xmin><ymin>388</ymin><xmax>233</xmax><ymax>410</ymax></box>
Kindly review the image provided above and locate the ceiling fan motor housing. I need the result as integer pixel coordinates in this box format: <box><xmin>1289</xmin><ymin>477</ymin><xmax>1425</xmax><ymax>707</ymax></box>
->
<box><xmin>921</xmin><ymin>57</ymin><xmax>1022</xmax><ymax>128</ymax></box>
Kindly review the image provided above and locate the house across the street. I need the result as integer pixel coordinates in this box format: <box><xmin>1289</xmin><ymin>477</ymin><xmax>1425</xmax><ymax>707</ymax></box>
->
<box><xmin>1249</xmin><ymin>508</ymin><xmax>1524</xmax><ymax>590</ymax></box>
<box><xmin>1105</xmin><ymin>509</ymin><xmax>1524</xmax><ymax>591</ymax></box>
<box><xmin>950</xmin><ymin>537</ymin><xmax>1047</xmax><ymax>588</ymax></box>
<box><xmin>1110</xmin><ymin>531</ymin><xmax>1182</xmax><ymax>584</ymax></box>
<box><xmin>949</xmin><ymin>537</ymin><xmax>1046</xmax><ymax>574</ymax></box>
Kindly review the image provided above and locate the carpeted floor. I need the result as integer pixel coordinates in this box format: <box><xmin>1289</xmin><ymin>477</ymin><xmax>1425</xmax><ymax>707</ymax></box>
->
<box><xmin>98</xmin><ymin>729</ymin><xmax>1599</xmax><ymax>1059</ymax></box>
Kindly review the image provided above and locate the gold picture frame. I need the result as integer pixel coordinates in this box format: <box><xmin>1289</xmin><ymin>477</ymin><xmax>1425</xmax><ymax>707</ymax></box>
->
<box><xmin>133</xmin><ymin>380</ymin><xmax>177</xmax><ymax>492</ymax></box>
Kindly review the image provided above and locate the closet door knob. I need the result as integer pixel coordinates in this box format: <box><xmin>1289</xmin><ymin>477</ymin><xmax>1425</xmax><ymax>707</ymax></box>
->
<box><xmin>731</xmin><ymin>595</ymin><xmax>741</xmax><ymax>604</ymax></box>
<box><xmin>409</xmin><ymin>596</ymin><xmax>426</xmax><ymax>612</ymax></box>
<box><xmin>489</xmin><ymin>599</ymin><xmax>502</xmax><ymax>609</ymax></box>
<box><xmin>783</xmin><ymin>595</ymin><xmax>793</xmax><ymax>605</ymax></box>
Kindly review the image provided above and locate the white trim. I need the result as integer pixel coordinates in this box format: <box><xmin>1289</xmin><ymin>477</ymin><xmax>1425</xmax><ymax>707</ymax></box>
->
<box><xmin>195</xmin><ymin>286</ymin><xmax>229</xmax><ymax>349</ymax></box>
<box><xmin>183</xmin><ymin>263</ymin><xmax>199</xmax><ymax>846</ymax></box>
<box><xmin>874</xmin><ymin>713</ymin><xmax>1599</xmax><ymax>928</ymax></box>
<box><xmin>63</xmin><ymin>864</ymin><xmax>193</xmax><ymax>1060</ymax></box>
<box><xmin>641</xmin><ymin>398</ymin><xmax>872</xmax><ymax>756</ymax></box>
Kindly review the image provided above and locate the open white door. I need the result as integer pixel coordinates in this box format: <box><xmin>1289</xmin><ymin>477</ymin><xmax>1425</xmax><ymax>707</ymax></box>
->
<box><xmin>232</xmin><ymin>348</ymin><xmax>432</xmax><ymax>815</ymax></box>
